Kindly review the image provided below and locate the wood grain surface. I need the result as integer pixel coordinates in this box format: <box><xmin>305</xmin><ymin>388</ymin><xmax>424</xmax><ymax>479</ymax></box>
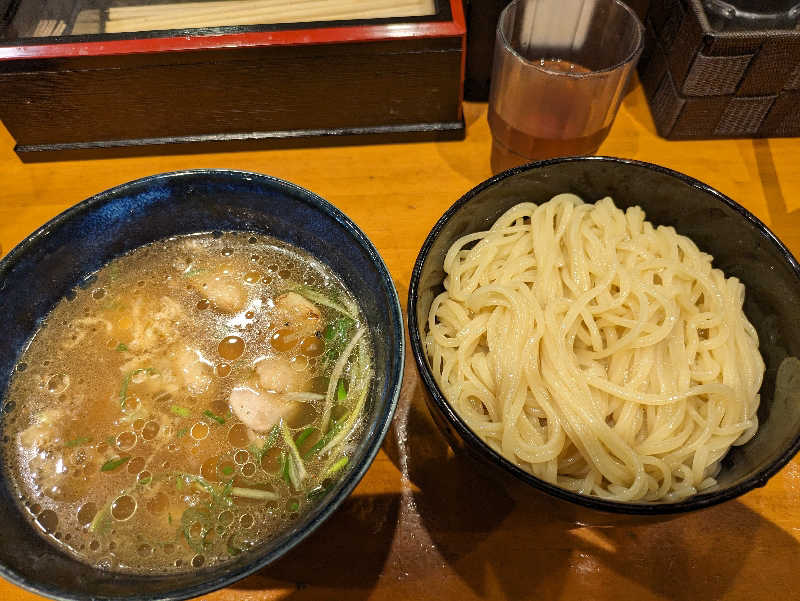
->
<box><xmin>0</xmin><ymin>36</ymin><xmax>462</xmax><ymax>149</ymax></box>
<box><xmin>1</xmin><ymin>80</ymin><xmax>799</xmax><ymax>601</ymax></box>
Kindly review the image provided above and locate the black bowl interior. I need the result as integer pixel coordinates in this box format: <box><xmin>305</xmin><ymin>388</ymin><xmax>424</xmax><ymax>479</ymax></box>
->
<box><xmin>0</xmin><ymin>170</ymin><xmax>404</xmax><ymax>600</ymax></box>
<box><xmin>409</xmin><ymin>156</ymin><xmax>800</xmax><ymax>515</ymax></box>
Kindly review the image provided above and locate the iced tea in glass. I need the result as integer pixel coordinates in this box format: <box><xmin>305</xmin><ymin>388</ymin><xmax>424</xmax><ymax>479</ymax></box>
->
<box><xmin>488</xmin><ymin>0</ymin><xmax>644</xmax><ymax>173</ymax></box>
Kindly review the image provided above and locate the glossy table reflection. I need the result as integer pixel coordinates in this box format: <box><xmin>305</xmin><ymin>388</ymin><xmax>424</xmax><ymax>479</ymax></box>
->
<box><xmin>1</xmin><ymin>80</ymin><xmax>800</xmax><ymax>601</ymax></box>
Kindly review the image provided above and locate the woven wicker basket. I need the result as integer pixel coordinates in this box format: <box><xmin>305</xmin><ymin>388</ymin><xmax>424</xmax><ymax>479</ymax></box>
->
<box><xmin>638</xmin><ymin>0</ymin><xmax>800</xmax><ymax>139</ymax></box>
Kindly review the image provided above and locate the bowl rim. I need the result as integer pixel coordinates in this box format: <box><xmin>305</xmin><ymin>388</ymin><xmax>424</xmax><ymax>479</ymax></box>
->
<box><xmin>407</xmin><ymin>155</ymin><xmax>800</xmax><ymax>515</ymax></box>
<box><xmin>0</xmin><ymin>168</ymin><xmax>405</xmax><ymax>600</ymax></box>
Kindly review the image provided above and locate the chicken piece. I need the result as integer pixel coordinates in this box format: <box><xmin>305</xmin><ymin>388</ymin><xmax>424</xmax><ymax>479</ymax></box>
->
<box><xmin>123</xmin><ymin>296</ymin><xmax>185</xmax><ymax>353</ymax></box>
<box><xmin>190</xmin><ymin>273</ymin><xmax>246</xmax><ymax>313</ymax></box>
<box><xmin>229</xmin><ymin>387</ymin><xmax>303</xmax><ymax>433</ymax></box>
<box><xmin>229</xmin><ymin>356</ymin><xmax>310</xmax><ymax>432</ymax></box>
<box><xmin>256</xmin><ymin>356</ymin><xmax>309</xmax><ymax>393</ymax></box>
<box><xmin>170</xmin><ymin>345</ymin><xmax>213</xmax><ymax>396</ymax></box>
<box><xmin>274</xmin><ymin>292</ymin><xmax>322</xmax><ymax>338</ymax></box>
<box><xmin>19</xmin><ymin>408</ymin><xmax>65</xmax><ymax>449</ymax></box>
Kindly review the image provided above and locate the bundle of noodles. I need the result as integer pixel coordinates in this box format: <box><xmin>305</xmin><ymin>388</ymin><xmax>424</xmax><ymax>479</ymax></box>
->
<box><xmin>424</xmin><ymin>194</ymin><xmax>765</xmax><ymax>502</ymax></box>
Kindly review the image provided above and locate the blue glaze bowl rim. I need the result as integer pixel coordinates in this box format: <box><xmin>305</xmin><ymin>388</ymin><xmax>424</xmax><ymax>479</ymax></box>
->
<box><xmin>407</xmin><ymin>155</ymin><xmax>800</xmax><ymax>516</ymax></box>
<box><xmin>0</xmin><ymin>169</ymin><xmax>405</xmax><ymax>600</ymax></box>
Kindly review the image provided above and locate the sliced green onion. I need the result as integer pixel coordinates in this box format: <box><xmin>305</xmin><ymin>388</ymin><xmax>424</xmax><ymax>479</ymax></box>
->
<box><xmin>280</xmin><ymin>421</ymin><xmax>308</xmax><ymax>490</ymax></box>
<box><xmin>318</xmin><ymin>366</ymin><xmax>372</xmax><ymax>457</ymax></box>
<box><xmin>221</xmin><ymin>465</ymin><xmax>234</xmax><ymax>476</ymax></box>
<box><xmin>181</xmin><ymin>506</ymin><xmax>212</xmax><ymax>553</ymax></box>
<box><xmin>65</xmin><ymin>436</ymin><xmax>91</xmax><ymax>448</ymax></box>
<box><xmin>325</xmin><ymin>456</ymin><xmax>349</xmax><ymax>477</ymax></box>
<box><xmin>115</xmin><ymin>343</ymin><xmax>128</xmax><ymax>352</ymax></box>
<box><xmin>288</xmin><ymin>501</ymin><xmax>300</xmax><ymax>512</ymax></box>
<box><xmin>294</xmin><ymin>286</ymin><xmax>355</xmax><ymax>319</ymax></box>
<box><xmin>176</xmin><ymin>428</ymin><xmax>188</xmax><ymax>438</ymax></box>
<box><xmin>230</xmin><ymin>487</ymin><xmax>279</xmax><ymax>501</ymax></box>
<box><xmin>294</xmin><ymin>427</ymin><xmax>316</xmax><ymax>447</ymax></box>
<box><xmin>263</xmin><ymin>423</ymin><xmax>280</xmax><ymax>446</ymax></box>
<box><xmin>88</xmin><ymin>506</ymin><xmax>110</xmax><ymax>534</ymax></box>
<box><xmin>336</xmin><ymin>379</ymin><xmax>347</xmax><ymax>401</ymax></box>
<box><xmin>248</xmin><ymin>426</ymin><xmax>280</xmax><ymax>463</ymax></box>
<box><xmin>119</xmin><ymin>367</ymin><xmax>156</xmax><ymax>407</ymax></box>
<box><xmin>280</xmin><ymin>451</ymin><xmax>290</xmax><ymax>484</ymax></box>
<box><xmin>183</xmin><ymin>266</ymin><xmax>206</xmax><ymax>278</ymax></box>
<box><xmin>181</xmin><ymin>474</ymin><xmax>233</xmax><ymax>507</ymax></box>
<box><xmin>203</xmin><ymin>409</ymin><xmax>225</xmax><ymax>425</ymax></box>
<box><xmin>321</xmin><ymin>317</ymin><xmax>356</xmax><ymax>370</ymax></box>
<box><xmin>304</xmin><ymin>420</ymin><xmax>343</xmax><ymax>458</ymax></box>
<box><xmin>100</xmin><ymin>456</ymin><xmax>130</xmax><ymax>472</ymax></box>
<box><xmin>170</xmin><ymin>405</ymin><xmax>190</xmax><ymax>418</ymax></box>
<box><xmin>321</xmin><ymin>327</ymin><xmax>365</xmax><ymax>431</ymax></box>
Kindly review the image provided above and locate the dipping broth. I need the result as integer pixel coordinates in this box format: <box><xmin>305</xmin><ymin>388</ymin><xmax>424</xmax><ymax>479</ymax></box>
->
<box><xmin>0</xmin><ymin>232</ymin><xmax>373</xmax><ymax>572</ymax></box>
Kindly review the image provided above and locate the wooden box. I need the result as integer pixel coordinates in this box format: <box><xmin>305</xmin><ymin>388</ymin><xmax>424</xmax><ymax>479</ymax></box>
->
<box><xmin>0</xmin><ymin>0</ymin><xmax>466</xmax><ymax>161</ymax></box>
<box><xmin>637</xmin><ymin>0</ymin><xmax>800</xmax><ymax>140</ymax></box>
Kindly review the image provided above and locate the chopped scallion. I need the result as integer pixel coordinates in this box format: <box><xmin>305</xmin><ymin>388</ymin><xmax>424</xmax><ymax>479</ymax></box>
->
<box><xmin>119</xmin><ymin>367</ymin><xmax>156</xmax><ymax>407</ymax></box>
<box><xmin>170</xmin><ymin>405</ymin><xmax>190</xmax><ymax>418</ymax></box>
<box><xmin>249</xmin><ymin>423</ymin><xmax>280</xmax><ymax>461</ymax></box>
<box><xmin>115</xmin><ymin>343</ymin><xmax>128</xmax><ymax>352</ymax></box>
<box><xmin>304</xmin><ymin>420</ymin><xmax>343</xmax><ymax>458</ymax></box>
<box><xmin>280</xmin><ymin>451</ymin><xmax>290</xmax><ymax>484</ymax></box>
<box><xmin>280</xmin><ymin>421</ymin><xmax>308</xmax><ymax>490</ymax></box>
<box><xmin>65</xmin><ymin>436</ymin><xmax>91</xmax><ymax>448</ymax></box>
<box><xmin>294</xmin><ymin>427</ymin><xmax>316</xmax><ymax>447</ymax></box>
<box><xmin>230</xmin><ymin>487</ymin><xmax>279</xmax><ymax>501</ymax></box>
<box><xmin>294</xmin><ymin>286</ymin><xmax>354</xmax><ymax>319</ymax></box>
<box><xmin>203</xmin><ymin>409</ymin><xmax>225</xmax><ymax>425</ymax></box>
<box><xmin>265</xmin><ymin>424</ymin><xmax>280</xmax><ymax>447</ymax></box>
<box><xmin>100</xmin><ymin>456</ymin><xmax>130</xmax><ymax>472</ymax></box>
<box><xmin>183</xmin><ymin>267</ymin><xmax>205</xmax><ymax>278</ymax></box>
<box><xmin>325</xmin><ymin>456</ymin><xmax>349</xmax><ymax>477</ymax></box>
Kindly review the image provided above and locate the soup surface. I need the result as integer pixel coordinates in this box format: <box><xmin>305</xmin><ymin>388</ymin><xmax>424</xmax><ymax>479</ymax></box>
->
<box><xmin>1</xmin><ymin>232</ymin><xmax>373</xmax><ymax>572</ymax></box>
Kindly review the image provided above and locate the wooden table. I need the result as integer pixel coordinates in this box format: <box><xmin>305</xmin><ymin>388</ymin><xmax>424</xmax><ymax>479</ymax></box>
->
<box><xmin>2</xmin><ymin>81</ymin><xmax>800</xmax><ymax>601</ymax></box>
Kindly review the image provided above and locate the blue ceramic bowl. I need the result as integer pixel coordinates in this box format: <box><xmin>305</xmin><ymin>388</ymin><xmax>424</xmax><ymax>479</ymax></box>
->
<box><xmin>0</xmin><ymin>170</ymin><xmax>404</xmax><ymax>600</ymax></box>
<box><xmin>408</xmin><ymin>156</ymin><xmax>800</xmax><ymax>520</ymax></box>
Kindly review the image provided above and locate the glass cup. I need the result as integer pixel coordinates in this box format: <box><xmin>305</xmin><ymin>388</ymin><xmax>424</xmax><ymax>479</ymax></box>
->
<box><xmin>488</xmin><ymin>0</ymin><xmax>644</xmax><ymax>173</ymax></box>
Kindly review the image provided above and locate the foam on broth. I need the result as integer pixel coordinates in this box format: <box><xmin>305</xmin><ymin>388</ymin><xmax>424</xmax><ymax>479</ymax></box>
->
<box><xmin>0</xmin><ymin>232</ymin><xmax>373</xmax><ymax>573</ymax></box>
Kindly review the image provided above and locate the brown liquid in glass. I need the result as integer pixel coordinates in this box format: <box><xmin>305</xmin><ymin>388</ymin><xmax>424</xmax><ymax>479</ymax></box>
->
<box><xmin>489</xmin><ymin>59</ymin><xmax>610</xmax><ymax>173</ymax></box>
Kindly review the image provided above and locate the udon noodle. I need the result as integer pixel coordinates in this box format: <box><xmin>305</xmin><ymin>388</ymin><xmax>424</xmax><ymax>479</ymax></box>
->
<box><xmin>424</xmin><ymin>194</ymin><xmax>765</xmax><ymax>502</ymax></box>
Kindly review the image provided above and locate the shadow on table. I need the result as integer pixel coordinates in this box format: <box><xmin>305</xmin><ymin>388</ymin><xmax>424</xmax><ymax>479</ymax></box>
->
<box><xmin>229</xmin><ymin>490</ymin><xmax>401</xmax><ymax>601</ymax></box>
<box><xmin>383</xmin><ymin>360</ymin><xmax>574</xmax><ymax>600</ymax></box>
<box><xmin>753</xmin><ymin>138</ymin><xmax>800</xmax><ymax>247</ymax></box>
<box><xmin>621</xmin><ymin>72</ymin><xmax>660</xmax><ymax>138</ymax></box>
<box><xmin>385</xmin><ymin>340</ymin><xmax>800</xmax><ymax>601</ymax></box>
